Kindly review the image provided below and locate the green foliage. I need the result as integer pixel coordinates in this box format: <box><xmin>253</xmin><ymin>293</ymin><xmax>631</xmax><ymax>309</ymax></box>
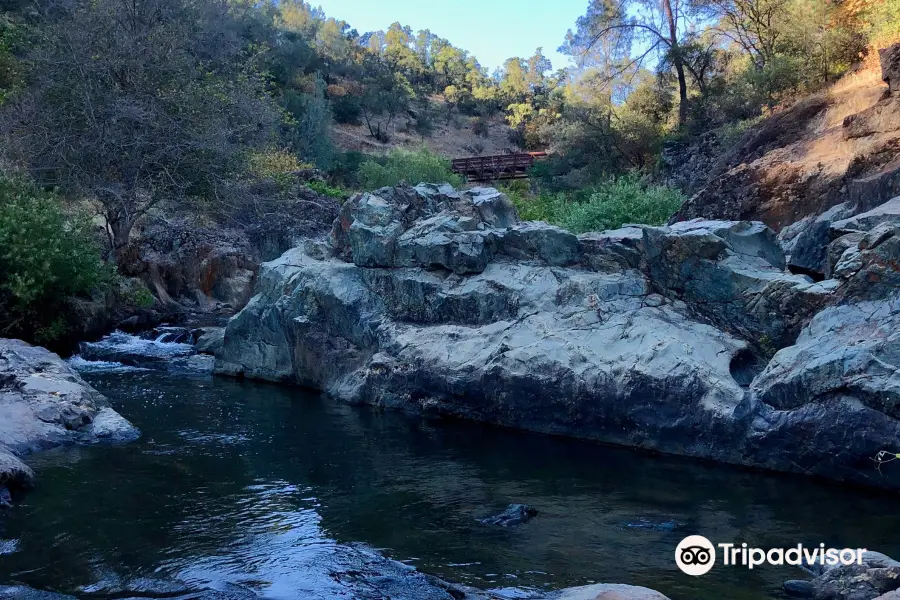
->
<box><xmin>0</xmin><ymin>176</ymin><xmax>112</xmax><ymax>343</ymax></box>
<box><xmin>328</xmin><ymin>150</ymin><xmax>367</xmax><ymax>188</ymax></box>
<box><xmin>507</xmin><ymin>175</ymin><xmax>684</xmax><ymax>234</ymax></box>
<box><xmin>306</xmin><ymin>180</ymin><xmax>347</xmax><ymax>199</ymax></box>
<box><xmin>358</xmin><ymin>148</ymin><xmax>461</xmax><ymax>189</ymax></box>
<box><xmin>286</xmin><ymin>73</ymin><xmax>335</xmax><ymax>169</ymax></box>
<box><xmin>118</xmin><ymin>278</ymin><xmax>155</xmax><ymax>308</ymax></box>
<box><xmin>246</xmin><ymin>150</ymin><xmax>311</xmax><ymax>187</ymax></box>
<box><xmin>715</xmin><ymin>116</ymin><xmax>763</xmax><ymax>147</ymax></box>
<box><xmin>867</xmin><ymin>0</ymin><xmax>900</xmax><ymax>47</ymax></box>
<box><xmin>559</xmin><ymin>176</ymin><xmax>685</xmax><ymax>233</ymax></box>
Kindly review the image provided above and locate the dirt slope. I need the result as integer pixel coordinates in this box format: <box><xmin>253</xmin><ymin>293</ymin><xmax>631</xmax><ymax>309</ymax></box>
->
<box><xmin>672</xmin><ymin>66</ymin><xmax>900</xmax><ymax>230</ymax></box>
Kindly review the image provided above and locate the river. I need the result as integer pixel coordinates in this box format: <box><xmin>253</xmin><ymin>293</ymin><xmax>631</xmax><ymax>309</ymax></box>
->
<box><xmin>2</xmin><ymin>357</ymin><xmax>899</xmax><ymax>599</ymax></box>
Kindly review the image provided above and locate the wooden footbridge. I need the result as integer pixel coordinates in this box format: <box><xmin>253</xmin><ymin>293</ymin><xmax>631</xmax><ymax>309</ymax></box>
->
<box><xmin>451</xmin><ymin>152</ymin><xmax>547</xmax><ymax>182</ymax></box>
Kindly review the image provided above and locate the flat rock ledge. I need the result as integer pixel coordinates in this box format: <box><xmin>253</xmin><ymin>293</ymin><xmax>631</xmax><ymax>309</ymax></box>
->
<box><xmin>0</xmin><ymin>338</ymin><xmax>139</xmax><ymax>501</ymax></box>
<box><xmin>216</xmin><ymin>183</ymin><xmax>900</xmax><ymax>490</ymax></box>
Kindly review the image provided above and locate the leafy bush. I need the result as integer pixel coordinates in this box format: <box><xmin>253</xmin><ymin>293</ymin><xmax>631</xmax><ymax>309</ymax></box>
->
<box><xmin>359</xmin><ymin>148</ymin><xmax>462</xmax><ymax>190</ymax></box>
<box><xmin>0</xmin><ymin>176</ymin><xmax>112</xmax><ymax>344</ymax></box>
<box><xmin>306</xmin><ymin>180</ymin><xmax>347</xmax><ymax>199</ymax></box>
<box><xmin>328</xmin><ymin>151</ymin><xmax>367</xmax><ymax>189</ymax></box>
<box><xmin>331</xmin><ymin>94</ymin><xmax>363</xmax><ymax>125</ymax></box>
<box><xmin>507</xmin><ymin>175</ymin><xmax>684</xmax><ymax>233</ymax></box>
<box><xmin>559</xmin><ymin>176</ymin><xmax>685</xmax><ymax>233</ymax></box>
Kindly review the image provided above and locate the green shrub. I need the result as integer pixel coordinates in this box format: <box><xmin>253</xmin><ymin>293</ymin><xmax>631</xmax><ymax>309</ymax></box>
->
<box><xmin>0</xmin><ymin>176</ymin><xmax>112</xmax><ymax>344</ymax></box>
<box><xmin>306</xmin><ymin>180</ymin><xmax>347</xmax><ymax>199</ymax></box>
<box><xmin>359</xmin><ymin>148</ymin><xmax>462</xmax><ymax>190</ymax></box>
<box><xmin>328</xmin><ymin>151</ymin><xmax>367</xmax><ymax>189</ymax></box>
<box><xmin>559</xmin><ymin>176</ymin><xmax>685</xmax><ymax>233</ymax></box>
<box><xmin>506</xmin><ymin>175</ymin><xmax>684</xmax><ymax>234</ymax></box>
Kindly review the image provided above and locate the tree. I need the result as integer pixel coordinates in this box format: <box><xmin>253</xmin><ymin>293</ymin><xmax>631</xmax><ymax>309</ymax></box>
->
<box><xmin>561</xmin><ymin>0</ymin><xmax>696</xmax><ymax>124</ymax></box>
<box><xmin>703</xmin><ymin>0</ymin><xmax>788</xmax><ymax>68</ymax></box>
<box><xmin>359</xmin><ymin>52</ymin><xmax>413</xmax><ymax>142</ymax></box>
<box><xmin>526</xmin><ymin>47</ymin><xmax>553</xmax><ymax>92</ymax></box>
<box><xmin>0</xmin><ymin>0</ymin><xmax>282</xmax><ymax>263</ymax></box>
<box><xmin>500</xmin><ymin>57</ymin><xmax>529</xmax><ymax>103</ymax></box>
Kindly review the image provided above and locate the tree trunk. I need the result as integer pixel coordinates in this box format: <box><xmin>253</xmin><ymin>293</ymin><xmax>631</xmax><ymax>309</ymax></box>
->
<box><xmin>109</xmin><ymin>213</ymin><xmax>135</xmax><ymax>268</ymax></box>
<box><xmin>662</xmin><ymin>0</ymin><xmax>690</xmax><ymax>125</ymax></box>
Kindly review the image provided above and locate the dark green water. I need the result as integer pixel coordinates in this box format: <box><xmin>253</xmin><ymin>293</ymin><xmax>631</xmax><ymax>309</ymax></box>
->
<box><xmin>2</xmin><ymin>369</ymin><xmax>900</xmax><ymax>600</ymax></box>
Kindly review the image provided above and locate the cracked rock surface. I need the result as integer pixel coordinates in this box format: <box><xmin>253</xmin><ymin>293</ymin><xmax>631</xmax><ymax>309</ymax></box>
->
<box><xmin>216</xmin><ymin>183</ymin><xmax>900</xmax><ymax>490</ymax></box>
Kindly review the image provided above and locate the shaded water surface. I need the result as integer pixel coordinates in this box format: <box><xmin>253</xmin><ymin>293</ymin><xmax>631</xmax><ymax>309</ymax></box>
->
<box><xmin>2</xmin><ymin>370</ymin><xmax>899</xmax><ymax>600</ymax></box>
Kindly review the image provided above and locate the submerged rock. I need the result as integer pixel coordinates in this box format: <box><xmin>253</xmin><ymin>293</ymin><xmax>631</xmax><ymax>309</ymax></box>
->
<box><xmin>216</xmin><ymin>182</ymin><xmax>900</xmax><ymax>490</ymax></box>
<box><xmin>479</xmin><ymin>504</ymin><xmax>537</xmax><ymax>527</ymax></box>
<box><xmin>0</xmin><ymin>339</ymin><xmax>139</xmax><ymax>499</ymax></box>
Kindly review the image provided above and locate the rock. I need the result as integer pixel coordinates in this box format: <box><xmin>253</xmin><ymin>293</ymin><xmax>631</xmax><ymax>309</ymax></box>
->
<box><xmin>548</xmin><ymin>583</ymin><xmax>671</xmax><ymax>600</ymax></box>
<box><xmin>215</xmin><ymin>183</ymin><xmax>900</xmax><ymax>490</ymax></box>
<box><xmin>194</xmin><ymin>327</ymin><xmax>226</xmax><ymax>355</ymax></box>
<box><xmin>147</xmin><ymin>326</ymin><xmax>199</xmax><ymax>344</ymax></box>
<box><xmin>465</xmin><ymin>186</ymin><xmax>519</xmax><ymax>228</ymax></box>
<box><xmin>0</xmin><ymin>339</ymin><xmax>138</xmax><ymax>498</ymax></box>
<box><xmin>395</xmin><ymin>215</ymin><xmax>500</xmax><ymax>274</ymax></box>
<box><xmin>832</xmin><ymin>197</ymin><xmax>900</xmax><ymax>234</ymax></box>
<box><xmin>812</xmin><ymin>565</ymin><xmax>900</xmax><ymax>600</ymax></box>
<box><xmin>784</xmin><ymin>580</ymin><xmax>815</xmax><ymax>597</ymax></box>
<box><xmin>578</xmin><ymin>227</ymin><xmax>644</xmax><ymax>271</ymax></box>
<box><xmin>643</xmin><ymin>219</ymin><xmax>834</xmax><ymax>348</ymax></box>
<box><xmin>500</xmin><ymin>222</ymin><xmax>580</xmax><ymax>266</ymax></box>
<box><xmin>881</xmin><ymin>43</ymin><xmax>900</xmax><ymax>94</ymax></box>
<box><xmin>783</xmin><ymin>203</ymin><xmax>854</xmax><ymax>278</ymax></box>
<box><xmin>0</xmin><ymin>446</ymin><xmax>34</xmax><ymax>494</ymax></box>
<box><xmin>843</xmin><ymin>96</ymin><xmax>900</xmax><ymax>140</ymax></box>
<box><xmin>479</xmin><ymin>504</ymin><xmax>537</xmax><ymax>527</ymax></box>
<box><xmin>746</xmin><ymin>298</ymin><xmax>900</xmax><ymax>486</ymax></box>
<box><xmin>86</xmin><ymin>407</ymin><xmax>142</xmax><ymax>441</ymax></box>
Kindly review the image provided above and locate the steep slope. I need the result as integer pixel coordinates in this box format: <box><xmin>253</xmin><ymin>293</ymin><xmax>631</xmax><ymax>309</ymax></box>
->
<box><xmin>671</xmin><ymin>47</ymin><xmax>900</xmax><ymax>231</ymax></box>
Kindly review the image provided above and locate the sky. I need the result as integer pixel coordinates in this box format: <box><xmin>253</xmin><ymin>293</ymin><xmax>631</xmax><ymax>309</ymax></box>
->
<box><xmin>312</xmin><ymin>0</ymin><xmax>589</xmax><ymax>72</ymax></box>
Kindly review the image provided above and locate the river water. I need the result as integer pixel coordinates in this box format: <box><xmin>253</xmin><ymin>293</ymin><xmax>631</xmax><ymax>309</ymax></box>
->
<box><xmin>2</xmin><ymin>363</ymin><xmax>900</xmax><ymax>600</ymax></box>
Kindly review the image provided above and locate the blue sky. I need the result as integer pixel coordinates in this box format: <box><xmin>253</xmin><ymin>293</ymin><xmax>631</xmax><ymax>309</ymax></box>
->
<box><xmin>312</xmin><ymin>0</ymin><xmax>588</xmax><ymax>72</ymax></box>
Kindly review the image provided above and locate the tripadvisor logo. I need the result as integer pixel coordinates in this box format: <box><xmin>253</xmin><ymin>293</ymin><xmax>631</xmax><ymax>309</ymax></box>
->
<box><xmin>675</xmin><ymin>535</ymin><xmax>867</xmax><ymax>576</ymax></box>
<box><xmin>676</xmin><ymin>536</ymin><xmax>716</xmax><ymax>576</ymax></box>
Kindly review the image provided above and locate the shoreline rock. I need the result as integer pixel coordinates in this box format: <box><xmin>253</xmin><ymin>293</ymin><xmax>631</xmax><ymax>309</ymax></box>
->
<box><xmin>0</xmin><ymin>339</ymin><xmax>139</xmax><ymax>501</ymax></box>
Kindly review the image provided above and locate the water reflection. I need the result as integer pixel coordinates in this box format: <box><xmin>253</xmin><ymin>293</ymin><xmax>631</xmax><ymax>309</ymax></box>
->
<box><xmin>2</xmin><ymin>371</ymin><xmax>899</xmax><ymax>600</ymax></box>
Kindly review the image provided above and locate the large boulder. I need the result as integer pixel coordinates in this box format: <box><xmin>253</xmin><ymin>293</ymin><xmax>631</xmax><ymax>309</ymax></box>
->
<box><xmin>780</xmin><ymin>203</ymin><xmax>854</xmax><ymax>278</ymax></box>
<box><xmin>746</xmin><ymin>298</ymin><xmax>900</xmax><ymax>487</ymax></box>
<box><xmin>216</xmin><ymin>183</ymin><xmax>900</xmax><ymax>490</ymax></box>
<box><xmin>0</xmin><ymin>339</ymin><xmax>139</xmax><ymax>498</ymax></box>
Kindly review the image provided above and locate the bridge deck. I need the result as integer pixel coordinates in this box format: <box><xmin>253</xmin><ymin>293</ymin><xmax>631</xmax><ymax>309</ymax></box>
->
<box><xmin>451</xmin><ymin>152</ymin><xmax>547</xmax><ymax>182</ymax></box>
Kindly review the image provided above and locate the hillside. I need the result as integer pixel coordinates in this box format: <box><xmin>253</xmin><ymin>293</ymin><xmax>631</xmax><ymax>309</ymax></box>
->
<box><xmin>670</xmin><ymin>62</ymin><xmax>900</xmax><ymax>231</ymax></box>
<box><xmin>331</xmin><ymin>97</ymin><xmax>518</xmax><ymax>158</ymax></box>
